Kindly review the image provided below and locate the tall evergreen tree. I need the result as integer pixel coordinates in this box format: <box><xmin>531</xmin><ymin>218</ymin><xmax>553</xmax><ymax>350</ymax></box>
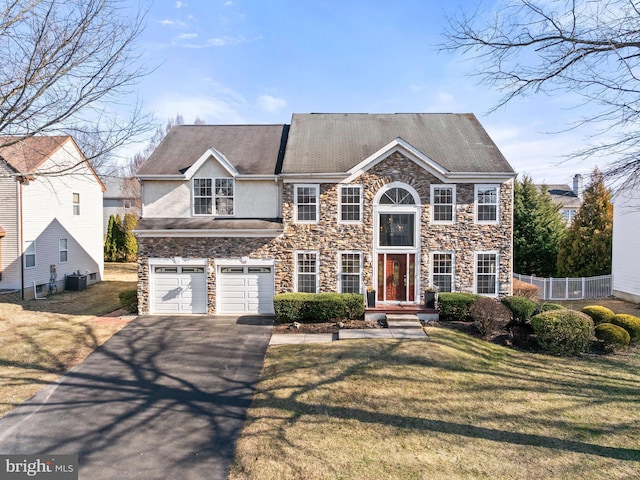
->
<box><xmin>122</xmin><ymin>213</ymin><xmax>138</xmax><ymax>262</ymax></box>
<box><xmin>104</xmin><ymin>215</ymin><xmax>117</xmax><ymax>262</ymax></box>
<box><xmin>513</xmin><ymin>175</ymin><xmax>567</xmax><ymax>276</ymax></box>
<box><xmin>557</xmin><ymin>169</ymin><xmax>613</xmax><ymax>277</ymax></box>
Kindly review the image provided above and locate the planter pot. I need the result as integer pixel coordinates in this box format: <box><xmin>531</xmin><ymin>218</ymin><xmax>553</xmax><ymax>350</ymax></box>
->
<box><xmin>366</xmin><ymin>291</ymin><xmax>376</xmax><ymax>308</ymax></box>
<box><xmin>424</xmin><ymin>291</ymin><xmax>436</xmax><ymax>309</ymax></box>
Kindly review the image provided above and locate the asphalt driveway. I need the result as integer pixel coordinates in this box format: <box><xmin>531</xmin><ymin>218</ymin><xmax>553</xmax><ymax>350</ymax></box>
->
<box><xmin>0</xmin><ymin>315</ymin><xmax>272</xmax><ymax>480</ymax></box>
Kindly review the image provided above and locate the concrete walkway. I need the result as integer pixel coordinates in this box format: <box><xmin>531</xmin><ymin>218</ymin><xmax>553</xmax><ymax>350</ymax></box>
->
<box><xmin>270</xmin><ymin>327</ymin><xmax>427</xmax><ymax>345</ymax></box>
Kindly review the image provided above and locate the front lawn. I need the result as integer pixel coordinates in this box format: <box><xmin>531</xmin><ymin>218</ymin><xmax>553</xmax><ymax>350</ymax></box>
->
<box><xmin>229</xmin><ymin>328</ymin><xmax>640</xmax><ymax>479</ymax></box>
<box><xmin>0</xmin><ymin>263</ymin><xmax>137</xmax><ymax>417</ymax></box>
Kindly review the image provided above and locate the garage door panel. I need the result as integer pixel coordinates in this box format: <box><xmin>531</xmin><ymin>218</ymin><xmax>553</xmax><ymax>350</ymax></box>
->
<box><xmin>151</xmin><ymin>266</ymin><xmax>207</xmax><ymax>314</ymax></box>
<box><xmin>218</xmin><ymin>265</ymin><xmax>274</xmax><ymax>314</ymax></box>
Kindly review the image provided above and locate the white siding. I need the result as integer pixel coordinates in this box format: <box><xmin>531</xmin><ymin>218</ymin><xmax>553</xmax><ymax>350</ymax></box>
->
<box><xmin>0</xmin><ymin>164</ymin><xmax>20</xmax><ymax>290</ymax></box>
<box><xmin>612</xmin><ymin>180</ymin><xmax>640</xmax><ymax>303</ymax></box>
<box><xmin>20</xmin><ymin>139</ymin><xmax>104</xmax><ymax>296</ymax></box>
<box><xmin>142</xmin><ymin>157</ymin><xmax>280</xmax><ymax>218</ymax></box>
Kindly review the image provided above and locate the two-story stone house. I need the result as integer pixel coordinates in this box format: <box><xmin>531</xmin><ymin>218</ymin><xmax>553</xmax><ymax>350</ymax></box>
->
<box><xmin>135</xmin><ymin>113</ymin><xmax>516</xmax><ymax>315</ymax></box>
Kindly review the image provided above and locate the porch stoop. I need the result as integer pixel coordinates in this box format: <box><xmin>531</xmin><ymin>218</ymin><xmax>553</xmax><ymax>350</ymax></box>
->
<box><xmin>386</xmin><ymin>314</ymin><xmax>423</xmax><ymax>329</ymax></box>
<box><xmin>365</xmin><ymin>304</ymin><xmax>439</xmax><ymax>323</ymax></box>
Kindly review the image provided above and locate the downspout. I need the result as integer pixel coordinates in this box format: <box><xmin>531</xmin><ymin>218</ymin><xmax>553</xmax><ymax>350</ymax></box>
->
<box><xmin>18</xmin><ymin>179</ymin><xmax>24</xmax><ymax>300</ymax></box>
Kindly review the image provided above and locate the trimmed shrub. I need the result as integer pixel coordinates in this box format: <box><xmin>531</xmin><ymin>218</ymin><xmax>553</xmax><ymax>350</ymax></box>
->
<box><xmin>531</xmin><ymin>310</ymin><xmax>594</xmax><ymax>356</ymax></box>
<box><xmin>501</xmin><ymin>296</ymin><xmax>537</xmax><ymax>324</ymax></box>
<box><xmin>595</xmin><ymin>323</ymin><xmax>630</xmax><ymax>351</ymax></box>
<box><xmin>119</xmin><ymin>289</ymin><xmax>138</xmax><ymax>313</ymax></box>
<box><xmin>610</xmin><ymin>314</ymin><xmax>640</xmax><ymax>343</ymax></box>
<box><xmin>470</xmin><ymin>297</ymin><xmax>512</xmax><ymax>338</ymax></box>
<box><xmin>513</xmin><ymin>278</ymin><xmax>540</xmax><ymax>301</ymax></box>
<box><xmin>438</xmin><ymin>292</ymin><xmax>480</xmax><ymax>321</ymax></box>
<box><xmin>581</xmin><ymin>306</ymin><xmax>615</xmax><ymax>325</ymax></box>
<box><xmin>536</xmin><ymin>303</ymin><xmax>566</xmax><ymax>313</ymax></box>
<box><xmin>273</xmin><ymin>293</ymin><xmax>364</xmax><ymax>324</ymax></box>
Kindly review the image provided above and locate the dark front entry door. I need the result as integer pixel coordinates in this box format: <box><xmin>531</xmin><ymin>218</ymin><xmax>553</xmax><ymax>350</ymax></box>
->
<box><xmin>385</xmin><ymin>254</ymin><xmax>407</xmax><ymax>301</ymax></box>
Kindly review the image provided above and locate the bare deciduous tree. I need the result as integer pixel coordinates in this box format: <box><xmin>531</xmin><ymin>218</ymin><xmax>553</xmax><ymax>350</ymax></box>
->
<box><xmin>443</xmin><ymin>0</ymin><xmax>640</xmax><ymax>181</ymax></box>
<box><xmin>0</xmin><ymin>0</ymin><xmax>152</xmax><ymax>177</ymax></box>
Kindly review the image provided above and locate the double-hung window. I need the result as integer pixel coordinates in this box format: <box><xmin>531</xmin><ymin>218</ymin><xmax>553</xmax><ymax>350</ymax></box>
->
<box><xmin>431</xmin><ymin>185</ymin><xmax>455</xmax><ymax>223</ymax></box>
<box><xmin>339</xmin><ymin>252</ymin><xmax>362</xmax><ymax>293</ymax></box>
<box><xmin>193</xmin><ymin>178</ymin><xmax>234</xmax><ymax>215</ymax></box>
<box><xmin>24</xmin><ymin>241</ymin><xmax>36</xmax><ymax>268</ymax></box>
<box><xmin>294</xmin><ymin>185</ymin><xmax>319</xmax><ymax>223</ymax></box>
<box><xmin>59</xmin><ymin>238</ymin><xmax>68</xmax><ymax>263</ymax></box>
<box><xmin>475</xmin><ymin>252</ymin><xmax>498</xmax><ymax>295</ymax></box>
<box><xmin>295</xmin><ymin>251</ymin><xmax>319</xmax><ymax>293</ymax></box>
<box><xmin>339</xmin><ymin>185</ymin><xmax>362</xmax><ymax>223</ymax></box>
<box><xmin>475</xmin><ymin>185</ymin><xmax>499</xmax><ymax>223</ymax></box>
<box><xmin>431</xmin><ymin>252</ymin><xmax>454</xmax><ymax>292</ymax></box>
<box><xmin>72</xmin><ymin>193</ymin><xmax>80</xmax><ymax>215</ymax></box>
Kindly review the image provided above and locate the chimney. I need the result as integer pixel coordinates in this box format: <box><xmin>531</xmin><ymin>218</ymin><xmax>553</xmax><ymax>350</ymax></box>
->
<box><xmin>573</xmin><ymin>174</ymin><xmax>583</xmax><ymax>198</ymax></box>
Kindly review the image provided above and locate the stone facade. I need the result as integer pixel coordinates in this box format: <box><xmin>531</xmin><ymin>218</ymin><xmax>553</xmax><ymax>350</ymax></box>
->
<box><xmin>137</xmin><ymin>151</ymin><xmax>513</xmax><ymax>314</ymax></box>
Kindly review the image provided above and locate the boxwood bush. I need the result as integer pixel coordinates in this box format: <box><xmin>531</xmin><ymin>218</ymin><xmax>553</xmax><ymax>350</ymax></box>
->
<box><xmin>536</xmin><ymin>302</ymin><xmax>566</xmax><ymax>313</ymax></box>
<box><xmin>119</xmin><ymin>289</ymin><xmax>138</xmax><ymax>313</ymax></box>
<box><xmin>273</xmin><ymin>293</ymin><xmax>364</xmax><ymax>324</ymax></box>
<box><xmin>438</xmin><ymin>292</ymin><xmax>479</xmax><ymax>321</ymax></box>
<box><xmin>530</xmin><ymin>310</ymin><xmax>594</xmax><ymax>356</ymax></box>
<box><xmin>595</xmin><ymin>323</ymin><xmax>630</xmax><ymax>350</ymax></box>
<box><xmin>610</xmin><ymin>314</ymin><xmax>640</xmax><ymax>343</ymax></box>
<box><xmin>581</xmin><ymin>306</ymin><xmax>615</xmax><ymax>325</ymax></box>
<box><xmin>501</xmin><ymin>296</ymin><xmax>537</xmax><ymax>324</ymax></box>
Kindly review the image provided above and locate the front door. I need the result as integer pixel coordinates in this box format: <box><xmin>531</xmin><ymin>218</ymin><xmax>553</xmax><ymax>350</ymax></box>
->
<box><xmin>386</xmin><ymin>254</ymin><xmax>407</xmax><ymax>301</ymax></box>
<box><xmin>378</xmin><ymin>253</ymin><xmax>416</xmax><ymax>302</ymax></box>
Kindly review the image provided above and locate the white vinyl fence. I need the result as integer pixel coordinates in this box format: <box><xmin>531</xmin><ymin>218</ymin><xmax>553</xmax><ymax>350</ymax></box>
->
<box><xmin>513</xmin><ymin>273</ymin><xmax>613</xmax><ymax>300</ymax></box>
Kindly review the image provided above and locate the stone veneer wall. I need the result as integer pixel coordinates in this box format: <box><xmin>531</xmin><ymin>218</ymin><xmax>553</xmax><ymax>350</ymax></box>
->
<box><xmin>137</xmin><ymin>151</ymin><xmax>513</xmax><ymax>314</ymax></box>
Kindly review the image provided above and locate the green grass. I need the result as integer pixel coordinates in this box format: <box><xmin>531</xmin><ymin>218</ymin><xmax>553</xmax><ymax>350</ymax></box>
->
<box><xmin>0</xmin><ymin>263</ymin><xmax>137</xmax><ymax>417</ymax></box>
<box><xmin>229</xmin><ymin>328</ymin><xmax>640</xmax><ymax>479</ymax></box>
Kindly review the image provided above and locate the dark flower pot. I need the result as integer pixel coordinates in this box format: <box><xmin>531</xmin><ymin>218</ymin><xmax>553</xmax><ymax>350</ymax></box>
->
<box><xmin>424</xmin><ymin>291</ymin><xmax>436</xmax><ymax>309</ymax></box>
<box><xmin>366</xmin><ymin>291</ymin><xmax>376</xmax><ymax>308</ymax></box>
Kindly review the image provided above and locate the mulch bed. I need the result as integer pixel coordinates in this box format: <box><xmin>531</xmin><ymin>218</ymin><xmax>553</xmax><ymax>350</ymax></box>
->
<box><xmin>272</xmin><ymin>319</ymin><xmax>383</xmax><ymax>334</ymax></box>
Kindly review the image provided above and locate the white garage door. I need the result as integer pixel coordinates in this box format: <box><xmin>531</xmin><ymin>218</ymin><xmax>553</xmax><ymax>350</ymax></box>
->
<box><xmin>217</xmin><ymin>265</ymin><xmax>274</xmax><ymax>314</ymax></box>
<box><xmin>152</xmin><ymin>265</ymin><xmax>207</xmax><ymax>314</ymax></box>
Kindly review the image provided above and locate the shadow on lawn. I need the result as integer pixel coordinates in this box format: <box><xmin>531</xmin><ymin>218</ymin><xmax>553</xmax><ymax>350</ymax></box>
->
<box><xmin>0</xmin><ymin>315</ymin><xmax>272</xmax><ymax>479</ymax></box>
<box><xmin>255</xmin><ymin>335</ymin><xmax>640</xmax><ymax>463</ymax></box>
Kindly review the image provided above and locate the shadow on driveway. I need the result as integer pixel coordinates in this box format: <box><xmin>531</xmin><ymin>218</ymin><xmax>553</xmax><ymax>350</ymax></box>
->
<box><xmin>0</xmin><ymin>315</ymin><xmax>272</xmax><ymax>480</ymax></box>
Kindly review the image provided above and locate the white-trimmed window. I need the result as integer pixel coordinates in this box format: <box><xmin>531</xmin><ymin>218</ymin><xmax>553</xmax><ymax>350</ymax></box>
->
<box><xmin>24</xmin><ymin>241</ymin><xmax>36</xmax><ymax>268</ymax></box>
<box><xmin>294</xmin><ymin>184</ymin><xmax>319</xmax><ymax>223</ymax></box>
<box><xmin>431</xmin><ymin>252</ymin><xmax>454</xmax><ymax>292</ymax></box>
<box><xmin>72</xmin><ymin>193</ymin><xmax>80</xmax><ymax>215</ymax></box>
<box><xmin>475</xmin><ymin>185</ymin><xmax>499</xmax><ymax>223</ymax></box>
<box><xmin>475</xmin><ymin>252</ymin><xmax>498</xmax><ymax>295</ymax></box>
<box><xmin>339</xmin><ymin>251</ymin><xmax>362</xmax><ymax>293</ymax></box>
<box><xmin>295</xmin><ymin>251</ymin><xmax>319</xmax><ymax>293</ymax></box>
<box><xmin>431</xmin><ymin>185</ymin><xmax>455</xmax><ymax>223</ymax></box>
<box><xmin>339</xmin><ymin>185</ymin><xmax>363</xmax><ymax>223</ymax></box>
<box><xmin>193</xmin><ymin>177</ymin><xmax>234</xmax><ymax>216</ymax></box>
<box><xmin>214</xmin><ymin>178</ymin><xmax>234</xmax><ymax>215</ymax></box>
<box><xmin>59</xmin><ymin>238</ymin><xmax>68</xmax><ymax>263</ymax></box>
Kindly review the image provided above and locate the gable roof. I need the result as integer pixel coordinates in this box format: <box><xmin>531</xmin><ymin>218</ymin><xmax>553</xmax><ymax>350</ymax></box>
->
<box><xmin>137</xmin><ymin>125</ymin><xmax>288</xmax><ymax>177</ymax></box>
<box><xmin>281</xmin><ymin>113</ymin><xmax>514</xmax><ymax>175</ymax></box>
<box><xmin>0</xmin><ymin>136</ymin><xmax>70</xmax><ymax>173</ymax></box>
<box><xmin>537</xmin><ymin>184</ymin><xmax>582</xmax><ymax>209</ymax></box>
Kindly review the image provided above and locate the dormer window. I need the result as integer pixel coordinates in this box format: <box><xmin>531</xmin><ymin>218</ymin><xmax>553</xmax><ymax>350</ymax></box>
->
<box><xmin>193</xmin><ymin>177</ymin><xmax>234</xmax><ymax>216</ymax></box>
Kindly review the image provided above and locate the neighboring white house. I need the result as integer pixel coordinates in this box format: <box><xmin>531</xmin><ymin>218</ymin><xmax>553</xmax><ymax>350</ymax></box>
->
<box><xmin>612</xmin><ymin>176</ymin><xmax>640</xmax><ymax>303</ymax></box>
<box><xmin>103</xmin><ymin>176</ymin><xmax>140</xmax><ymax>234</ymax></box>
<box><xmin>537</xmin><ymin>174</ymin><xmax>584</xmax><ymax>224</ymax></box>
<box><xmin>0</xmin><ymin>136</ymin><xmax>105</xmax><ymax>299</ymax></box>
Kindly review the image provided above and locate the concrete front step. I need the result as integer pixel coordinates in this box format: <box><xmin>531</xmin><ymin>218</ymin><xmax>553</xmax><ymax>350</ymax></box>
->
<box><xmin>386</xmin><ymin>314</ymin><xmax>423</xmax><ymax>329</ymax></box>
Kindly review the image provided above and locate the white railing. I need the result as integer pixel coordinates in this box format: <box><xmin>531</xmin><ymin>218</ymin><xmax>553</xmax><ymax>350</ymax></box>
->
<box><xmin>513</xmin><ymin>273</ymin><xmax>613</xmax><ymax>300</ymax></box>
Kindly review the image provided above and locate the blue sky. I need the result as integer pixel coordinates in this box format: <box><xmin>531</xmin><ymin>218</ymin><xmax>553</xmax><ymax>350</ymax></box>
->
<box><xmin>129</xmin><ymin>0</ymin><xmax>610</xmax><ymax>186</ymax></box>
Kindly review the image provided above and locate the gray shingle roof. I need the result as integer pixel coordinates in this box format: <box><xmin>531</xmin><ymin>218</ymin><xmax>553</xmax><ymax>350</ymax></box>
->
<box><xmin>137</xmin><ymin>125</ymin><xmax>288</xmax><ymax>176</ymax></box>
<box><xmin>281</xmin><ymin>113</ymin><xmax>514</xmax><ymax>174</ymax></box>
<box><xmin>135</xmin><ymin>217</ymin><xmax>283</xmax><ymax>232</ymax></box>
<box><xmin>538</xmin><ymin>184</ymin><xmax>582</xmax><ymax>208</ymax></box>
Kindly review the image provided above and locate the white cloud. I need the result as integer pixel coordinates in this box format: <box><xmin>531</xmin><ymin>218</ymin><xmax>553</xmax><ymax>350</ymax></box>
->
<box><xmin>175</xmin><ymin>1</ymin><xmax>187</xmax><ymax>8</ymax></box>
<box><xmin>176</xmin><ymin>33</ymin><xmax>198</xmax><ymax>40</ymax></box>
<box><xmin>257</xmin><ymin>95</ymin><xmax>286</xmax><ymax>113</ymax></box>
<box><xmin>224</xmin><ymin>1</ymin><xmax>234</xmax><ymax>5</ymax></box>
<box><xmin>157</xmin><ymin>19</ymin><xmax>187</xmax><ymax>28</ymax></box>
<box><xmin>181</xmin><ymin>36</ymin><xmax>246</xmax><ymax>48</ymax></box>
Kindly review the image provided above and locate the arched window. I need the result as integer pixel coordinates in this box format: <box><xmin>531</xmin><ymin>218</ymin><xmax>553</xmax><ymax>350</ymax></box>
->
<box><xmin>378</xmin><ymin>187</ymin><xmax>416</xmax><ymax>205</ymax></box>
